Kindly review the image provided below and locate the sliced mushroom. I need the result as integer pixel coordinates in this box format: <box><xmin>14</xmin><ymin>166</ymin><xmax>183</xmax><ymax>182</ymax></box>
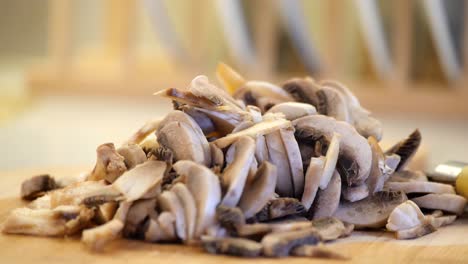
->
<box><xmin>411</xmin><ymin>194</ymin><xmax>467</xmax><ymax>215</ymax></box>
<box><xmin>319</xmin><ymin>133</ymin><xmax>340</xmax><ymax>190</ymax></box>
<box><xmin>316</xmin><ymin>86</ymin><xmax>350</xmax><ymax>122</ymax></box>
<box><xmin>310</xmin><ymin>171</ymin><xmax>341</xmax><ymax>220</ymax></box>
<box><xmin>49</xmin><ymin>180</ymin><xmax>112</xmax><ymax>208</ymax></box>
<box><xmin>82</xmin><ymin>219</ymin><xmax>124</xmax><ymax>250</ymax></box>
<box><xmin>426</xmin><ymin>215</ymin><xmax>457</xmax><ymax>228</ymax></box>
<box><xmin>395</xmin><ymin>221</ymin><xmax>436</xmax><ymax>240</ymax></box>
<box><xmin>21</xmin><ymin>174</ymin><xmax>57</xmax><ymax>200</ymax></box>
<box><xmin>156</xmin><ymin>211</ymin><xmax>177</xmax><ymax>241</ymax></box>
<box><xmin>125</xmin><ymin>118</ymin><xmax>161</xmax><ymax>145</ymax></box>
<box><xmin>216</xmin><ymin>205</ymin><xmax>246</xmax><ymax>234</ymax></box>
<box><xmin>95</xmin><ymin>202</ymin><xmax>118</xmax><ymax>224</ymax></box>
<box><xmin>385</xmin><ymin>181</ymin><xmax>455</xmax><ymax>195</ymax></box>
<box><xmin>265</xmin><ymin>131</ymin><xmax>293</xmax><ymax>197</ymax></box>
<box><xmin>279</xmin><ymin>127</ymin><xmax>305</xmax><ymax>198</ymax></box>
<box><xmin>386</xmin><ymin>200</ymin><xmax>425</xmax><ymax>232</ymax></box>
<box><xmin>266</xmin><ymin>102</ymin><xmax>317</xmax><ymax>121</ymax></box>
<box><xmin>28</xmin><ymin>194</ymin><xmax>51</xmax><ymax>209</ymax></box>
<box><xmin>172</xmin><ymin>160</ymin><xmax>221</xmax><ymax>238</ymax></box>
<box><xmin>123</xmin><ymin>199</ymin><xmax>156</xmax><ymax>238</ymax></box>
<box><xmin>87</xmin><ymin>143</ymin><xmax>127</xmax><ymax>183</ymax></box>
<box><xmin>291</xmin><ymin>245</ymin><xmax>350</xmax><ymax>260</ymax></box>
<box><xmin>144</xmin><ymin>217</ymin><xmax>163</xmax><ymax>242</ymax></box>
<box><xmin>236</xmin><ymin>221</ymin><xmax>312</xmax><ymax>241</ymax></box>
<box><xmin>238</xmin><ymin>161</ymin><xmax>278</xmax><ymax>218</ymax></box>
<box><xmin>282</xmin><ymin>77</ymin><xmax>321</xmax><ymax>106</ymax></box>
<box><xmin>310</xmin><ymin>217</ymin><xmax>348</xmax><ymax>241</ymax></box>
<box><xmin>117</xmin><ymin>144</ymin><xmax>147</xmax><ymax>169</ymax></box>
<box><xmin>261</xmin><ymin>228</ymin><xmax>321</xmax><ymax>257</ymax></box>
<box><xmin>301</xmin><ymin>157</ymin><xmax>325</xmax><ymax>210</ymax></box>
<box><xmin>341</xmin><ymin>183</ymin><xmax>369</xmax><ymax>202</ymax></box>
<box><xmin>234</xmin><ymin>81</ymin><xmax>294</xmax><ymax>112</ymax></box>
<box><xmin>254</xmin><ymin>134</ymin><xmax>269</xmax><ymax>164</ymax></box>
<box><xmin>179</xmin><ymin>107</ymin><xmax>216</xmax><ymax>135</ymax></box>
<box><xmin>202</xmin><ymin>237</ymin><xmax>263</xmax><ymax>257</ymax></box>
<box><xmin>2</xmin><ymin>205</ymin><xmax>94</xmax><ymax>236</ymax></box>
<box><xmin>252</xmin><ymin>198</ymin><xmax>306</xmax><ymax>222</ymax></box>
<box><xmin>367</xmin><ymin>137</ymin><xmax>400</xmax><ymax>193</ymax></box>
<box><xmin>221</xmin><ymin>136</ymin><xmax>255</xmax><ymax>207</ymax></box>
<box><xmin>389</xmin><ymin>170</ymin><xmax>428</xmax><ymax>182</ymax></box>
<box><xmin>157</xmin><ymin>190</ymin><xmax>186</xmax><ymax>241</ymax></box>
<box><xmin>386</xmin><ymin>129</ymin><xmax>421</xmax><ymax>171</ymax></box>
<box><xmin>209</xmin><ymin>142</ymin><xmax>224</xmax><ymax>168</ymax></box>
<box><xmin>294</xmin><ymin>115</ymin><xmax>372</xmax><ymax>186</ymax></box>
<box><xmin>333</xmin><ymin>190</ymin><xmax>408</xmax><ymax>229</ymax></box>
<box><xmin>112</xmin><ymin>160</ymin><xmax>166</xmax><ymax>201</ymax></box>
<box><xmin>171</xmin><ymin>183</ymin><xmax>197</xmax><ymax>242</ymax></box>
<box><xmin>139</xmin><ymin>133</ymin><xmax>159</xmax><ymax>155</ymax></box>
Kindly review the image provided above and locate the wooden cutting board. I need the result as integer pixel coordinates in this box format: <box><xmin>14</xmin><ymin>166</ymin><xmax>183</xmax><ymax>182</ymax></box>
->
<box><xmin>1</xmin><ymin>168</ymin><xmax>467</xmax><ymax>264</ymax></box>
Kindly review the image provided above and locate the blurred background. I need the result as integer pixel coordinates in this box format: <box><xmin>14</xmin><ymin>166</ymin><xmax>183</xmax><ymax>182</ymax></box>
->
<box><xmin>0</xmin><ymin>0</ymin><xmax>467</xmax><ymax>173</ymax></box>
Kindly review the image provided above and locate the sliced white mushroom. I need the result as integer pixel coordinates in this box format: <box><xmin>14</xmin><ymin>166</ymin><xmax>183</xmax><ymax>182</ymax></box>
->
<box><xmin>386</xmin><ymin>200</ymin><xmax>425</xmax><ymax>232</ymax></box>
<box><xmin>310</xmin><ymin>217</ymin><xmax>349</xmax><ymax>241</ymax></box>
<box><xmin>386</xmin><ymin>181</ymin><xmax>455</xmax><ymax>195</ymax></box>
<box><xmin>117</xmin><ymin>144</ymin><xmax>147</xmax><ymax>169</ymax></box>
<box><xmin>173</xmin><ymin>160</ymin><xmax>221</xmax><ymax>238</ymax></box>
<box><xmin>386</xmin><ymin>129</ymin><xmax>421</xmax><ymax>171</ymax></box>
<box><xmin>316</xmin><ymin>86</ymin><xmax>351</xmax><ymax>122</ymax></box>
<box><xmin>157</xmin><ymin>190</ymin><xmax>186</xmax><ymax>241</ymax></box>
<box><xmin>209</xmin><ymin>142</ymin><xmax>224</xmax><ymax>168</ymax></box>
<box><xmin>265</xmin><ymin>130</ymin><xmax>293</xmax><ymax>197</ymax></box>
<box><xmin>282</xmin><ymin>77</ymin><xmax>321</xmax><ymax>106</ymax></box>
<box><xmin>125</xmin><ymin>118</ymin><xmax>161</xmax><ymax>145</ymax></box>
<box><xmin>426</xmin><ymin>215</ymin><xmax>457</xmax><ymax>228</ymax></box>
<box><xmin>411</xmin><ymin>194</ymin><xmax>467</xmax><ymax>215</ymax></box>
<box><xmin>238</xmin><ymin>161</ymin><xmax>278</xmax><ymax>218</ymax></box>
<box><xmin>301</xmin><ymin>157</ymin><xmax>325</xmax><ymax>210</ymax></box>
<box><xmin>319</xmin><ymin>133</ymin><xmax>340</xmax><ymax>190</ymax></box>
<box><xmin>123</xmin><ymin>199</ymin><xmax>156</xmax><ymax>238</ymax></box>
<box><xmin>112</xmin><ymin>160</ymin><xmax>166</xmax><ymax>201</ymax></box>
<box><xmin>255</xmin><ymin>134</ymin><xmax>269</xmax><ymax>164</ymax></box>
<box><xmin>279</xmin><ymin>127</ymin><xmax>304</xmax><ymax>198</ymax></box>
<box><xmin>156</xmin><ymin>211</ymin><xmax>177</xmax><ymax>241</ymax></box>
<box><xmin>310</xmin><ymin>171</ymin><xmax>341</xmax><ymax>219</ymax></box>
<box><xmin>171</xmin><ymin>183</ymin><xmax>197</xmax><ymax>242</ymax></box>
<box><xmin>367</xmin><ymin>137</ymin><xmax>400</xmax><ymax>193</ymax></box>
<box><xmin>341</xmin><ymin>184</ymin><xmax>369</xmax><ymax>202</ymax></box>
<box><xmin>87</xmin><ymin>143</ymin><xmax>127</xmax><ymax>182</ymax></box>
<box><xmin>395</xmin><ymin>221</ymin><xmax>436</xmax><ymax>240</ymax></box>
<box><xmin>82</xmin><ymin>219</ymin><xmax>124</xmax><ymax>250</ymax></box>
<box><xmin>266</xmin><ymin>102</ymin><xmax>317</xmax><ymax>121</ymax></box>
<box><xmin>49</xmin><ymin>180</ymin><xmax>110</xmax><ymax>208</ymax></box>
<box><xmin>262</xmin><ymin>228</ymin><xmax>321</xmax><ymax>257</ymax></box>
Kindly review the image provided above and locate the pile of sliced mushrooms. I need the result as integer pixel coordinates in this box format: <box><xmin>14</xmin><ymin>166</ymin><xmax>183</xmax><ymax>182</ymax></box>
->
<box><xmin>3</xmin><ymin>63</ymin><xmax>467</xmax><ymax>259</ymax></box>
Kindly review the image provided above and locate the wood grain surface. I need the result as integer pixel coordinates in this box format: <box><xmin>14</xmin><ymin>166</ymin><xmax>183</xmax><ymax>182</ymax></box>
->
<box><xmin>0</xmin><ymin>168</ymin><xmax>467</xmax><ymax>264</ymax></box>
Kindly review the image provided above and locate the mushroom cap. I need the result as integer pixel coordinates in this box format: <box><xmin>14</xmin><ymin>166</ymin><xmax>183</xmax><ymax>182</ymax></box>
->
<box><xmin>293</xmin><ymin>115</ymin><xmax>372</xmax><ymax>186</ymax></box>
<box><xmin>282</xmin><ymin>77</ymin><xmax>321</xmax><ymax>106</ymax></box>
<box><xmin>266</xmin><ymin>102</ymin><xmax>317</xmax><ymax>121</ymax></box>
<box><xmin>316</xmin><ymin>86</ymin><xmax>351</xmax><ymax>122</ymax></box>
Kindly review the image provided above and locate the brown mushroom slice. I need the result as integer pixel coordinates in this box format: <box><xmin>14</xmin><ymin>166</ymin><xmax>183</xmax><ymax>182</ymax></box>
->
<box><xmin>236</xmin><ymin>221</ymin><xmax>312</xmax><ymax>241</ymax></box>
<box><xmin>21</xmin><ymin>174</ymin><xmax>57</xmax><ymax>200</ymax></box>
<box><xmin>316</xmin><ymin>86</ymin><xmax>351</xmax><ymax>122</ymax></box>
<box><xmin>411</xmin><ymin>194</ymin><xmax>467</xmax><ymax>215</ymax></box>
<box><xmin>386</xmin><ymin>200</ymin><xmax>425</xmax><ymax>232</ymax></box>
<box><xmin>202</xmin><ymin>237</ymin><xmax>263</xmax><ymax>257</ymax></box>
<box><xmin>252</xmin><ymin>198</ymin><xmax>306</xmax><ymax>222</ymax></box>
<box><xmin>395</xmin><ymin>221</ymin><xmax>436</xmax><ymax>240</ymax></box>
<box><xmin>87</xmin><ymin>143</ymin><xmax>127</xmax><ymax>182</ymax></box>
<box><xmin>216</xmin><ymin>205</ymin><xmax>246</xmax><ymax>234</ymax></box>
<box><xmin>334</xmin><ymin>190</ymin><xmax>407</xmax><ymax>229</ymax></box>
<box><xmin>319</xmin><ymin>133</ymin><xmax>340</xmax><ymax>190</ymax></box>
<box><xmin>125</xmin><ymin>118</ymin><xmax>161</xmax><ymax>145</ymax></box>
<box><xmin>262</xmin><ymin>228</ymin><xmax>321</xmax><ymax>257</ymax></box>
<box><xmin>221</xmin><ymin>136</ymin><xmax>255</xmax><ymax>207</ymax></box>
<box><xmin>279</xmin><ymin>127</ymin><xmax>305</xmax><ymax>198</ymax></box>
<box><xmin>122</xmin><ymin>199</ymin><xmax>156</xmax><ymax>238</ymax></box>
<box><xmin>2</xmin><ymin>205</ymin><xmax>94</xmax><ymax>236</ymax></box>
<box><xmin>389</xmin><ymin>170</ymin><xmax>428</xmax><ymax>182</ymax></box>
<box><xmin>301</xmin><ymin>157</ymin><xmax>325</xmax><ymax>210</ymax></box>
<box><xmin>386</xmin><ymin>181</ymin><xmax>455</xmax><ymax>195</ymax></box>
<box><xmin>367</xmin><ymin>137</ymin><xmax>400</xmax><ymax>193</ymax></box>
<box><xmin>49</xmin><ymin>180</ymin><xmax>112</xmax><ymax>208</ymax></box>
<box><xmin>239</xmin><ymin>162</ymin><xmax>277</xmax><ymax>218</ymax></box>
<box><xmin>310</xmin><ymin>171</ymin><xmax>341</xmax><ymax>220</ymax></box>
<box><xmin>291</xmin><ymin>245</ymin><xmax>350</xmax><ymax>260</ymax></box>
<box><xmin>156</xmin><ymin>121</ymin><xmax>209</xmax><ymax>166</ymax></box>
<box><xmin>157</xmin><ymin>190</ymin><xmax>186</xmax><ymax>241</ymax></box>
<box><xmin>341</xmin><ymin>183</ymin><xmax>369</xmax><ymax>202</ymax></box>
<box><xmin>112</xmin><ymin>160</ymin><xmax>166</xmax><ymax>201</ymax></box>
<box><xmin>266</xmin><ymin>102</ymin><xmax>317</xmax><ymax>121</ymax></box>
<box><xmin>171</xmin><ymin>183</ymin><xmax>197</xmax><ymax>242</ymax></box>
<box><xmin>117</xmin><ymin>144</ymin><xmax>147</xmax><ymax>169</ymax></box>
<box><xmin>214</xmin><ymin>118</ymin><xmax>291</xmax><ymax>149</ymax></box>
<box><xmin>282</xmin><ymin>77</ymin><xmax>321</xmax><ymax>106</ymax></box>
<box><xmin>386</xmin><ymin>129</ymin><xmax>421</xmax><ymax>171</ymax></box>
<box><xmin>265</xmin><ymin>131</ymin><xmax>294</xmax><ymax>197</ymax></box>
<box><xmin>157</xmin><ymin>110</ymin><xmax>211</xmax><ymax>164</ymax></box>
<box><xmin>310</xmin><ymin>217</ymin><xmax>347</xmax><ymax>241</ymax></box>
<box><xmin>173</xmin><ymin>160</ymin><xmax>221</xmax><ymax>238</ymax></box>
<box><xmin>293</xmin><ymin>115</ymin><xmax>372</xmax><ymax>186</ymax></box>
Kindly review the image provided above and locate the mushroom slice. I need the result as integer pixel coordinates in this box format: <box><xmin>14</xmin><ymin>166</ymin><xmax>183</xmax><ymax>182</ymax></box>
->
<box><xmin>252</xmin><ymin>198</ymin><xmax>306</xmax><ymax>222</ymax></box>
<box><xmin>209</xmin><ymin>142</ymin><xmax>224</xmax><ymax>168</ymax></box>
<box><xmin>49</xmin><ymin>180</ymin><xmax>112</xmax><ymax>208</ymax></box>
<box><xmin>157</xmin><ymin>211</ymin><xmax>177</xmax><ymax>241</ymax></box>
<box><xmin>221</xmin><ymin>136</ymin><xmax>255</xmax><ymax>207</ymax></box>
<box><xmin>316</xmin><ymin>86</ymin><xmax>350</xmax><ymax>122</ymax></box>
<box><xmin>310</xmin><ymin>217</ymin><xmax>348</xmax><ymax>241</ymax></box>
<box><xmin>157</xmin><ymin>190</ymin><xmax>186</xmax><ymax>241</ymax></box>
<box><xmin>214</xmin><ymin>118</ymin><xmax>291</xmax><ymax>149</ymax></box>
<box><xmin>411</xmin><ymin>194</ymin><xmax>467</xmax><ymax>215</ymax></box>
<box><xmin>29</xmin><ymin>194</ymin><xmax>52</xmax><ymax>209</ymax></box>
<box><xmin>2</xmin><ymin>205</ymin><xmax>94</xmax><ymax>236</ymax></box>
<box><xmin>87</xmin><ymin>143</ymin><xmax>127</xmax><ymax>182</ymax></box>
<box><xmin>144</xmin><ymin>217</ymin><xmax>163</xmax><ymax>242</ymax></box>
<box><xmin>334</xmin><ymin>190</ymin><xmax>408</xmax><ymax>229</ymax></box>
<box><xmin>179</xmin><ymin>107</ymin><xmax>216</xmax><ymax>135</ymax></box>
<box><xmin>117</xmin><ymin>144</ymin><xmax>147</xmax><ymax>169</ymax></box>
<box><xmin>279</xmin><ymin>127</ymin><xmax>305</xmax><ymax>198</ymax></box>
<box><xmin>310</xmin><ymin>171</ymin><xmax>341</xmax><ymax>220</ymax></box>
<box><xmin>240</xmin><ymin>81</ymin><xmax>295</xmax><ymax>102</ymax></box>
<box><xmin>173</xmin><ymin>160</ymin><xmax>221</xmax><ymax>238</ymax></box>
<box><xmin>319</xmin><ymin>133</ymin><xmax>340</xmax><ymax>190</ymax></box>
<box><xmin>282</xmin><ymin>77</ymin><xmax>321</xmax><ymax>106</ymax></box>
<box><xmin>157</xmin><ymin>121</ymin><xmax>209</xmax><ymax>166</ymax></box>
<box><xmin>171</xmin><ymin>183</ymin><xmax>197</xmax><ymax>242</ymax></box>
<box><xmin>112</xmin><ymin>160</ymin><xmax>166</xmax><ymax>201</ymax></box>
<box><xmin>386</xmin><ymin>201</ymin><xmax>425</xmax><ymax>232</ymax></box>
<box><xmin>301</xmin><ymin>157</ymin><xmax>325</xmax><ymax>210</ymax></box>
<box><xmin>236</xmin><ymin>222</ymin><xmax>312</xmax><ymax>241</ymax></box>
<box><xmin>389</xmin><ymin>170</ymin><xmax>428</xmax><ymax>182</ymax></box>
<box><xmin>386</xmin><ymin>129</ymin><xmax>421</xmax><ymax>171</ymax></box>
<box><xmin>125</xmin><ymin>118</ymin><xmax>161</xmax><ymax>145</ymax></box>
<box><xmin>367</xmin><ymin>137</ymin><xmax>400</xmax><ymax>193</ymax></box>
<box><xmin>291</xmin><ymin>245</ymin><xmax>350</xmax><ymax>260</ymax></box>
<box><xmin>201</xmin><ymin>237</ymin><xmax>263</xmax><ymax>257</ymax></box>
<box><xmin>255</xmin><ymin>134</ymin><xmax>269</xmax><ymax>164</ymax></box>
<box><xmin>341</xmin><ymin>184</ymin><xmax>369</xmax><ymax>202</ymax></box>
<box><xmin>265</xmin><ymin>130</ymin><xmax>293</xmax><ymax>197</ymax></box>
<box><xmin>426</xmin><ymin>215</ymin><xmax>457</xmax><ymax>228</ymax></box>
<box><xmin>95</xmin><ymin>202</ymin><xmax>118</xmax><ymax>224</ymax></box>
<box><xmin>239</xmin><ymin>161</ymin><xmax>277</xmax><ymax>218</ymax></box>
<box><xmin>395</xmin><ymin>221</ymin><xmax>436</xmax><ymax>240</ymax></box>
<box><xmin>293</xmin><ymin>115</ymin><xmax>372</xmax><ymax>186</ymax></box>
<box><xmin>261</xmin><ymin>228</ymin><xmax>321</xmax><ymax>257</ymax></box>
<box><xmin>122</xmin><ymin>199</ymin><xmax>156</xmax><ymax>238</ymax></box>
<box><xmin>385</xmin><ymin>181</ymin><xmax>455</xmax><ymax>194</ymax></box>
<box><xmin>266</xmin><ymin>102</ymin><xmax>317</xmax><ymax>121</ymax></box>
<box><xmin>216</xmin><ymin>205</ymin><xmax>246</xmax><ymax>234</ymax></box>
<box><xmin>82</xmin><ymin>219</ymin><xmax>124</xmax><ymax>251</ymax></box>
<box><xmin>157</xmin><ymin>110</ymin><xmax>211</xmax><ymax>165</ymax></box>
<box><xmin>21</xmin><ymin>174</ymin><xmax>57</xmax><ymax>200</ymax></box>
